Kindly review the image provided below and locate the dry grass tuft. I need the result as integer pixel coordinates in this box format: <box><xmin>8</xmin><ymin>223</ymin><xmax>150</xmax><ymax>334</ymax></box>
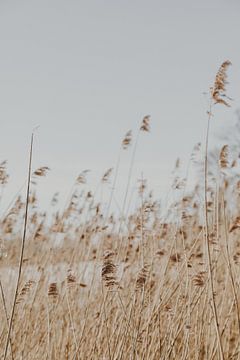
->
<box><xmin>140</xmin><ymin>115</ymin><xmax>151</xmax><ymax>132</ymax></box>
<box><xmin>135</xmin><ymin>264</ymin><xmax>149</xmax><ymax>290</ymax></box>
<box><xmin>212</xmin><ymin>60</ymin><xmax>232</xmax><ymax>106</ymax></box>
<box><xmin>122</xmin><ymin>130</ymin><xmax>132</xmax><ymax>149</ymax></box>
<box><xmin>48</xmin><ymin>282</ymin><xmax>59</xmax><ymax>299</ymax></box>
<box><xmin>102</xmin><ymin>250</ymin><xmax>118</xmax><ymax>289</ymax></box>
<box><xmin>219</xmin><ymin>145</ymin><xmax>229</xmax><ymax>169</ymax></box>
<box><xmin>1</xmin><ymin>61</ymin><xmax>240</xmax><ymax>360</ymax></box>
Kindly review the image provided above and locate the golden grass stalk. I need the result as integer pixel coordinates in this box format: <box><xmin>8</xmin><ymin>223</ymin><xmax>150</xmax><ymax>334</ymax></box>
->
<box><xmin>204</xmin><ymin>60</ymin><xmax>232</xmax><ymax>360</ymax></box>
<box><xmin>3</xmin><ymin>133</ymin><xmax>34</xmax><ymax>360</ymax></box>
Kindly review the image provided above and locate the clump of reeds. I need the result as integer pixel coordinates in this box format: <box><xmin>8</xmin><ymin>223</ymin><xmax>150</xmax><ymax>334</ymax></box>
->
<box><xmin>1</xmin><ymin>60</ymin><xmax>240</xmax><ymax>360</ymax></box>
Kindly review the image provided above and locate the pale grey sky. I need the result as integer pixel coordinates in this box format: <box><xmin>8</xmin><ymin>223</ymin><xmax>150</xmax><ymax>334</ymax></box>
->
<box><xmin>0</xmin><ymin>0</ymin><xmax>240</xmax><ymax>210</ymax></box>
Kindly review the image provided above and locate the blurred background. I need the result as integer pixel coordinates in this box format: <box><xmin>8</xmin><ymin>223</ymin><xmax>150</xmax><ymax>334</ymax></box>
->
<box><xmin>0</xmin><ymin>0</ymin><xmax>239</xmax><ymax>211</ymax></box>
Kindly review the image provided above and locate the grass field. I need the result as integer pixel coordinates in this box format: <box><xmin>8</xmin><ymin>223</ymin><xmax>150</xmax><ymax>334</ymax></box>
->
<box><xmin>0</xmin><ymin>61</ymin><xmax>240</xmax><ymax>360</ymax></box>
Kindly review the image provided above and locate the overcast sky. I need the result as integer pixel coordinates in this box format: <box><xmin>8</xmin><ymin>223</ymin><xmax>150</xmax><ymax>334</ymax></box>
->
<box><xmin>0</xmin><ymin>0</ymin><xmax>240</xmax><ymax>211</ymax></box>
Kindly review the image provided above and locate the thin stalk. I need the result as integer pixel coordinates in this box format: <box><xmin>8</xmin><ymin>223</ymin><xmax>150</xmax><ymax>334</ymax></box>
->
<box><xmin>119</xmin><ymin>129</ymin><xmax>140</xmax><ymax>235</ymax></box>
<box><xmin>66</xmin><ymin>289</ymin><xmax>78</xmax><ymax>360</ymax></box>
<box><xmin>105</xmin><ymin>149</ymin><xmax>121</xmax><ymax>221</ymax></box>
<box><xmin>102</xmin><ymin>288</ymin><xmax>112</xmax><ymax>360</ymax></box>
<box><xmin>204</xmin><ymin>104</ymin><xmax>224</xmax><ymax>360</ymax></box>
<box><xmin>3</xmin><ymin>133</ymin><xmax>34</xmax><ymax>360</ymax></box>
<box><xmin>0</xmin><ymin>280</ymin><xmax>14</xmax><ymax>360</ymax></box>
<box><xmin>222</xmin><ymin>192</ymin><xmax>240</xmax><ymax>335</ymax></box>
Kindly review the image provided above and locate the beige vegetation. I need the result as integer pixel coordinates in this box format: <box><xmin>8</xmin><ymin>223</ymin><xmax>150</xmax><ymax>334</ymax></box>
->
<box><xmin>1</xmin><ymin>62</ymin><xmax>240</xmax><ymax>359</ymax></box>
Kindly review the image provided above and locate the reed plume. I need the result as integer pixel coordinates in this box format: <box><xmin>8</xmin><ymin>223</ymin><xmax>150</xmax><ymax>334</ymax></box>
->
<box><xmin>102</xmin><ymin>250</ymin><xmax>118</xmax><ymax>289</ymax></box>
<box><xmin>219</xmin><ymin>145</ymin><xmax>229</xmax><ymax>169</ymax></box>
<box><xmin>212</xmin><ymin>60</ymin><xmax>232</xmax><ymax>106</ymax></box>
<box><xmin>122</xmin><ymin>130</ymin><xmax>132</xmax><ymax>149</ymax></box>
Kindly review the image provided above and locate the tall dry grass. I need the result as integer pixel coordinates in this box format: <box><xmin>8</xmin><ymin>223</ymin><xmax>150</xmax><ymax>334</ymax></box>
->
<box><xmin>0</xmin><ymin>61</ymin><xmax>240</xmax><ymax>359</ymax></box>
